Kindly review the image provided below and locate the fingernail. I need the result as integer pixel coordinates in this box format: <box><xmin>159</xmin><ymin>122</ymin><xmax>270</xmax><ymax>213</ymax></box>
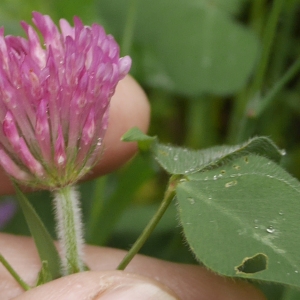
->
<box><xmin>97</xmin><ymin>282</ymin><xmax>178</xmax><ymax>300</ymax></box>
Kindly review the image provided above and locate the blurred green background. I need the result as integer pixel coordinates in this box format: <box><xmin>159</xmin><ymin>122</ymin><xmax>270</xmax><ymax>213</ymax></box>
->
<box><xmin>1</xmin><ymin>0</ymin><xmax>300</xmax><ymax>298</ymax></box>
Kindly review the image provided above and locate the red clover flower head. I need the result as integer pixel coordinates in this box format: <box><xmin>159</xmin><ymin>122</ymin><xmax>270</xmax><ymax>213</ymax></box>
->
<box><xmin>0</xmin><ymin>12</ymin><xmax>131</xmax><ymax>189</ymax></box>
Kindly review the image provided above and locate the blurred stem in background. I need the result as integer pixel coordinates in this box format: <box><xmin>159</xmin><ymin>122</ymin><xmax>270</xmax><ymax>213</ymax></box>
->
<box><xmin>121</xmin><ymin>0</ymin><xmax>139</xmax><ymax>56</ymax></box>
<box><xmin>229</xmin><ymin>0</ymin><xmax>286</xmax><ymax>143</ymax></box>
<box><xmin>250</xmin><ymin>0</ymin><xmax>267</xmax><ymax>37</ymax></box>
<box><xmin>249</xmin><ymin>0</ymin><xmax>285</xmax><ymax>99</ymax></box>
<box><xmin>86</xmin><ymin>176</ymin><xmax>107</xmax><ymax>244</ymax></box>
<box><xmin>185</xmin><ymin>96</ymin><xmax>219</xmax><ymax>149</ymax></box>
<box><xmin>229</xmin><ymin>54</ymin><xmax>300</xmax><ymax>144</ymax></box>
<box><xmin>269</xmin><ymin>1</ymin><xmax>298</xmax><ymax>83</ymax></box>
<box><xmin>255</xmin><ymin>56</ymin><xmax>300</xmax><ymax>117</ymax></box>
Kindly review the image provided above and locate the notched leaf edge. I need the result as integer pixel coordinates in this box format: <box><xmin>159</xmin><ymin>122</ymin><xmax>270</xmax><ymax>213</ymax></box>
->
<box><xmin>235</xmin><ymin>253</ymin><xmax>268</xmax><ymax>275</ymax></box>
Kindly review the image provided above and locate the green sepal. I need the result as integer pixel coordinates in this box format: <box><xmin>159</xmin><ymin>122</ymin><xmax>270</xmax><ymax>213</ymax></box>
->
<box><xmin>35</xmin><ymin>261</ymin><xmax>52</xmax><ymax>286</ymax></box>
<box><xmin>13</xmin><ymin>183</ymin><xmax>61</xmax><ymax>281</ymax></box>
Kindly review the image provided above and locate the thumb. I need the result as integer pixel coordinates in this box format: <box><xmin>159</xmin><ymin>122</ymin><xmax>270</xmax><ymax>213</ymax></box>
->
<box><xmin>14</xmin><ymin>271</ymin><xmax>178</xmax><ymax>300</ymax></box>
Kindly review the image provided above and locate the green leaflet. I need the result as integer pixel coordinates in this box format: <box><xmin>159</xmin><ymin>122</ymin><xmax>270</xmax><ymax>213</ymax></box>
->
<box><xmin>122</xmin><ymin>127</ymin><xmax>283</xmax><ymax>175</ymax></box>
<box><xmin>177</xmin><ymin>155</ymin><xmax>300</xmax><ymax>287</ymax></box>
<box><xmin>98</xmin><ymin>0</ymin><xmax>258</xmax><ymax>95</ymax></box>
<box><xmin>123</xmin><ymin>128</ymin><xmax>300</xmax><ymax>287</ymax></box>
<box><xmin>153</xmin><ymin>136</ymin><xmax>283</xmax><ymax>175</ymax></box>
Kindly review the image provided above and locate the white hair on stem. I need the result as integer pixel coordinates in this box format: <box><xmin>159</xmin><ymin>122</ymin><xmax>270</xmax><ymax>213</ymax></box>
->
<box><xmin>53</xmin><ymin>185</ymin><xmax>84</xmax><ymax>275</ymax></box>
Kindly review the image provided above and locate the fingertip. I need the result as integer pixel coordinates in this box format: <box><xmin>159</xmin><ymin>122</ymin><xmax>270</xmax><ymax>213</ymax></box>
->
<box><xmin>15</xmin><ymin>271</ymin><xmax>178</xmax><ymax>300</ymax></box>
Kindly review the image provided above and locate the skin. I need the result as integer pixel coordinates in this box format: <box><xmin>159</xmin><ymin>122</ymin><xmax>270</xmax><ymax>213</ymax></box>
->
<box><xmin>0</xmin><ymin>76</ymin><xmax>266</xmax><ymax>299</ymax></box>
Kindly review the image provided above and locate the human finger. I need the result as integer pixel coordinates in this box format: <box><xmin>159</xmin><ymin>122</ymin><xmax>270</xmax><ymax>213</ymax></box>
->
<box><xmin>0</xmin><ymin>233</ymin><xmax>266</xmax><ymax>300</ymax></box>
<box><xmin>14</xmin><ymin>271</ymin><xmax>178</xmax><ymax>300</ymax></box>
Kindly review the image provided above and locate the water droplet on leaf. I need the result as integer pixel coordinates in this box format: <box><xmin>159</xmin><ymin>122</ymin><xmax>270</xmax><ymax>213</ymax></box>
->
<box><xmin>97</xmin><ymin>138</ymin><xmax>103</xmax><ymax>146</ymax></box>
<box><xmin>266</xmin><ymin>225</ymin><xmax>275</xmax><ymax>234</ymax></box>
<box><xmin>281</xmin><ymin>149</ymin><xmax>286</xmax><ymax>156</ymax></box>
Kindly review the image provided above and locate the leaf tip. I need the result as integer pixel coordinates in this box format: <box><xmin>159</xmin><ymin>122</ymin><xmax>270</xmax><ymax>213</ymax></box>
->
<box><xmin>121</xmin><ymin>127</ymin><xmax>157</xmax><ymax>151</ymax></box>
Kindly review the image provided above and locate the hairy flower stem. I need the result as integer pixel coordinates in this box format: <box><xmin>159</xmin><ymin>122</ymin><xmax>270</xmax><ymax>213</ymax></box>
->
<box><xmin>117</xmin><ymin>175</ymin><xmax>180</xmax><ymax>270</ymax></box>
<box><xmin>53</xmin><ymin>185</ymin><xmax>84</xmax><ymax>275</ymax></box>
